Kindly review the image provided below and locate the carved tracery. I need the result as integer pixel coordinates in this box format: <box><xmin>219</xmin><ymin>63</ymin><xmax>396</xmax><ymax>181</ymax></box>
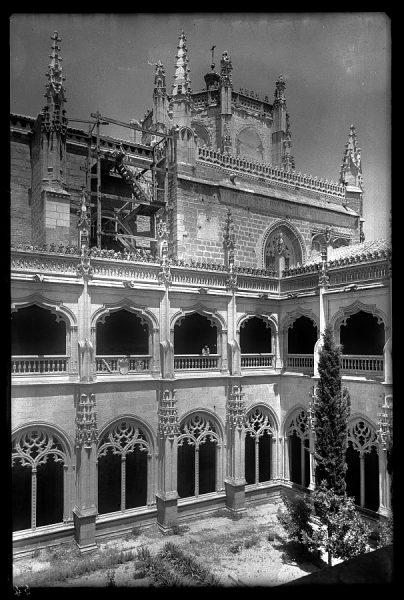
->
<box><xmin>178</xmin><ymin>413</ymin><xmax>219</xmax><ymax>448</ymax></box>
<box><xmin>287</xmin><ymin>409</ymin><xmax>309</xmax><ymax>439</ymax></box>
<box><xmin>245</xmin><ymin>407</ymin><xmax>275</xmax><ymax>439</ymax></box>
<box><xmin>347</xmin><ymin>420</ymin><xmax>378</xmax><ymax>455</ymax></box>
<box><xmin>98</xmin><ymin>421</ymin><xmax>150</xmax><ymax>458</ymax></box>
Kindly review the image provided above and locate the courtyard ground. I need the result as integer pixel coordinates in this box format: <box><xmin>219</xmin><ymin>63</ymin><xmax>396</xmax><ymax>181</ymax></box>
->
<box><xmin>13</xmin><ymin>501</ymin><xmax>326</xmax><ymax>588</ymax></box>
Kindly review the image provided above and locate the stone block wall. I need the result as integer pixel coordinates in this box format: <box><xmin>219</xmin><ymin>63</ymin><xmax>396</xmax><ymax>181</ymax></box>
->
<box><xmin>10</xmin><ymin>138</ymin><xmax>32</xmax><ymax>245</ymax></box>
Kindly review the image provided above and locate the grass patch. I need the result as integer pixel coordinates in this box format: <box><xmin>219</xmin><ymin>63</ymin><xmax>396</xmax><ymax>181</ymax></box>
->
<box><xmin>244</xmin><ymin>534</ymin><xmax>260</xmax><ymax>549</ymax></box>
<box><xmin>14</xmin><ymin>547</ymin><xmax>137</xmax><ymax>587</ymax></box>
<box><xmin>160</xmin><ymin>542</ymin><xmax>221</xmax><ymax>586</ymax></box>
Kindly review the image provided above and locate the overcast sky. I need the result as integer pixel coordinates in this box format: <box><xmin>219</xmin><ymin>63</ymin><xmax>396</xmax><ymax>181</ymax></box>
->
<box><xmin>10</xmin><ymin>12</ymin><xmax>391</xmax><ymax>241</ymax></box>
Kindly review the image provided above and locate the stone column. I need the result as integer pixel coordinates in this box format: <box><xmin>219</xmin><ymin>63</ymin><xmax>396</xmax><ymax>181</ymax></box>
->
<box><xmin>73</xmin><ymin>388</ymin><xmax>98</xmax><ymax>552</ymax></box>
<box><xmin>275</xmin><ymin>325</ymin><xmax>284</xmax><ymax>371</ymax></box>
<box><xmin>271</xmin><ymin>437</ymin><xmax>278</xmax><ymax>480</ymax></box>
<box><xmin>359</xmin><ymin>453</ymin><xmax>365</xmax><ymax>508</ymax></box>
<box><xmin>224</xmin><ymin>383</ymin><xmax>247</xmax><ymax>515</ymax></box>
<box><xmin>377</xmin><ymin>445</ymin><xmax>392</xmax><ymax>518</ymax></box>
<box><xmin>156</xmin><ymin>387</ymin><xmax>179</xmax><ymax>533</ymax></box>
<box><xmin>220</xmin><ymin>330</ymin><xmax>229</xmax><ymax>374</ymax></box>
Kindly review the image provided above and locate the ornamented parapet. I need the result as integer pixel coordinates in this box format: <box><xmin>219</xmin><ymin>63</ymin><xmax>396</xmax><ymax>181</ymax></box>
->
<box><xmin>197</xmin><ymin>147</ymin><xmax>345</xmax><ymax>199</ymax></box>
<box><xmin>158</xmin><ymin>389</ymin><xmax>179</xmax><ymax>440</ymax></box>
<box><xmin>227</xmin><ymin>384</ymin><xmax>246</xmax><ymax>430</ymax></box>
<box><xmin>75</xmin><ymin>393</ymin><xmax>98</xmax><ymax>448</ymax></box>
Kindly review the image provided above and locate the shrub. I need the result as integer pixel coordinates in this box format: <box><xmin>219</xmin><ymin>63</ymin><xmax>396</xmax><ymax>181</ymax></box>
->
<box><xmin>131</xmin><ymin>526</ymin><xmax>142</xmax><ymax>537</ymax></box>
<box><xmin>244</xmin><ymin>535</ymin><xmax>260</xmax><ymax>549</ymax></box>
<box><xmin>105</xmin><ymin>569</ymin><xmax>116</xmax><ymax>587</ymax></box>
<box><xmin>376</xmin><ymin>517</ymin><xmax>393</xmax><ymax>549</ymax></box>
<box><xmin>228</xmin><ymin>542</ymin><xmax>242</xmax><ymax>554</ymax></box>
<box><xmin>277</xmin><ymin>495</ymin><xmax>313</xmax><ymax>544</ymax></box>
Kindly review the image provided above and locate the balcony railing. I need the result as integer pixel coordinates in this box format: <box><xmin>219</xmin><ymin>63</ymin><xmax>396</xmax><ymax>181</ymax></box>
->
<box><xmin>174</xmin><ymin>354</ymin><xmax>219</xmax><ymax>370</ymax></box>
<box><xmin>340</xmin><ymin>355</ymin><xmax>384</xmax><ymax>375</ymax></box>
<box><xmin>95</xmin><ymin>355</ymin><xmax>151</xmax><ymax>374</ymax></box>
<box><xmin>241</xmin><ymin>353</ymin><xmax>274</xmax><ymax>368</ymax></box>
<box><xmin>12</xmin><ymin>356</ymin><xmax>69</xmax><ymax>374</ymax></box>
<box><xmin>285</xmin><ymin>354</ymin><xmax>314</xmax><ymax>371</ymax></box>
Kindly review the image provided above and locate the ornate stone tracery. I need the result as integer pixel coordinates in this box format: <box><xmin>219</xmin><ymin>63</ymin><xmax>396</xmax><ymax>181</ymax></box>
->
<box><xmin>227</xmin><ymin>385</ymin><xmax>246</xmax><ymax>430</ymax></box>
<box><xmin>178</xmin><ymin>413</ymin><xmax>219</xmax><ymax>448</ymax></box>
<box><xmin>287</xmin><ymin>409</ymin><xmax>309</xmax><ymax>440</ymax></box>
<box><xmin>245</xmin><ymin>407</ymin><xmax>275</xmax><ymax>439</ymax></box>
<box><xmin>158</xmin><ymin>389</ymin><xmax>180</xmax><ymax>440</ymax></box>
<box><xmin>347</xmin><ymin>419</ymin><xmax>378</xmax><ymax>455</ymax></box>
<box><xmin>97</xmin><ymin>420</ymin><xmax>150</xmax><ymax>458</ymax></box>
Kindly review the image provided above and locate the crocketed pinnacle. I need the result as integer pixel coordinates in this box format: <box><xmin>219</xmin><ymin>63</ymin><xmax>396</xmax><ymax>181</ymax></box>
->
<box><xmin>273</xmin><ymin>74</ymin><xmax>286</xmax><ymax>108</ymax></box>
<box><xmin>339</xmin><ymin>124</ymin><xmax>363</xmax><ymax>189</ymax></box>
<box><xmin>44</xmin><ymin>31</ymin><xmax>66</xmax><ymax>102</ymax></box>
<box><xmin>282</xmin><ymin>112</ymin><xmax>295</xmax><ymax>171</ymax></box>
<box><xmin>220</xmin><ymin>50</ymin><xmax>233</xmax><ymax>87</ymax></box>
<box><xmin>172</xmin><ymin>31</ymin><xmax>191</xmax><ymax>97</ymax></box>
<box><xmin>154</xmin><ymin>60</ymin><xmax>166</xmax><ymax>93</ymax></box>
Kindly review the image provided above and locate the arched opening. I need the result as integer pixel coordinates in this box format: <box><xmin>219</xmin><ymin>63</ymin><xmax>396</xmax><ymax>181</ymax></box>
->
<box><xmin>339</xmin><ymin>311</ymin><xmax>385</xmax><ymax>376</ymax></box>
<box><xmin>264</xmin><ymin>226</ymin><xmax>303</xmax><ymax>273</ymax></box>
<box><xmin>11</xmin><ymin>306</ymin><xmax>68</xmax><ymax>374</ymax></box>
<box><xmin>245</xmin><ymin>407</ymin><xmax>275</xmax><ymax>485</ymax></box>
<box><xmin>340</xmin><ymin>311</ymin><xmax>385</xmax><ymax>355</ymax></box>
<box><xmin>346</xmin><ymin>420</ymin><xmax>379</xmax><ymax>512</ymax></box>
<box><xmin>177</xmin><ymin>413</ymin><xmax>219</xmax><ymax>499</ymax></box>
<box><xmin>192</xmin><ymin>122</ymin><xmax>210</xmax><ymax>147</ymax></box>
<box><xmin>12</xmin><ymin>428</ymin><xmax>66</xmax><ymax>531</ymax></box>
<box><xmin>236</xmin><ymin>127</ymin><xmax>263</xmax><ymax>162</ymax></box>
<box><xmin>97</xmin><ymin>420</ymin><xmax>149</xmax><ymax>515</ymax></box>
<box><xmin>286</xmin><ymin>316</ymin><xmax>317</xmax><ymax>372</ymax></box>
<box><xmin>286</xmin><ymin>410</ymin><xmax>310</xmax><ymax>488</ymax></box>
<box><xmin>96</xmin><ymin>309</ymin><xmax>151</xmax><ymax>373</ymax></box>
<box><xmin>240</xmin><ymin>317</ymin><xmax>273</xmax><ymax>368</ymax></box>
<box><xmin>174</xmin><ymin>312</ymin><xmax>219</xmax><ymax>370</ymax></box>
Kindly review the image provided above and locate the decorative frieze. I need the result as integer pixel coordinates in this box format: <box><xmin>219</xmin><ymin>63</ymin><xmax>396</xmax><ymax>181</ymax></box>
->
<box><xmin>75</xmin><ymin>393</ymin><xmax>98</xmax><ymax>448</ymax></box>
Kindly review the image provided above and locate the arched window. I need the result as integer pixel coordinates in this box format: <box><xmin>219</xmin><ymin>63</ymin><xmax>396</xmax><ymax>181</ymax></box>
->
<box><xmin>288</xmin><ymin>316</ymin><xmax>318</xmax><ymax>354</ymax></box>
<box><xmin>12</xmin><ymin>305</ymin><xmax>66</xmax><ymax>355</ymax></box>
<box><xmin>236</xmin><ymin>127</ymin><xmax>263</xmax><ymax>162</ymax></box>
<box><xmin>174</xmin><ymin>312</ymin><xmax>219</xmax><ymax>370</ymax></box>
<box><xmin>287</xmin><ymin>410</ymin><xmax>310</xmax><ymax>488</ymax></box>
<box><xmin>177</xmin><ymin>413</ymin><xmax>220</xmax><ymax>498</ymax></box>
<box><xmin>12</xmin><ymin>428</ymin><xmax>67</xmax><ymax>531</ymax></box>
<box><xmin>245</xmin><ymin>407</ymin><xmax>275</xmax><ymax>485</ymax></box>
<box><xmin>264</xmin><ymin>226</ymin><xmax>303</xmax><ymax>272</ymax></box>
<box><xmin>97</xmin><ymin>420</ymin><xmax>150</xmax><ymax>514</ymax></box>
<box><xmin>96</xmin><ymin>309</ymin><xmax>151</xmax><ymax>373</ymax></box>
<box><xmin>346</xmin><ymin>420</ymin><xmax>379</xmax><ymax>511</ymax></box>
<box><xmin>240</xmin><ymin>317</ymin><xmax>273</xmax><ymax>368</ymax></box>
<box><xmin>192</xmin><ymin>122</ymin><xmax>210</xmax><ymax>147</ymax></box>
<box><xmin>340</xmin><ymin>311</ymin><xmax>385</xmax><ymax>355</ymax></box>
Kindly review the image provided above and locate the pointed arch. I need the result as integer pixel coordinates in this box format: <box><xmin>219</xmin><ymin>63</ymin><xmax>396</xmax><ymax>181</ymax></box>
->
<box><xmin>330</xmin><ymin>300</ymin><xmax>389</xmax><ymax>338</ymax></box>
<box><xmin>246</xmin><ymin>403</ymin><xmax>280</xmax><ymax>434</ymax></box>
<box><xmin>170</xmin><ymin>303</ymin><xmax>227</xmax><ymax>331</ymax></box>
<box><xmin>237</xmin><ymin>312</ymin><xmax>278</xmax><ymax>333</ymax></box>
<box><xmin>281</xmin><ymin>307</ymin><xmax>319</xmax><ymax>332</ymax></box>
<box><xmin>97</xmin><ymin>414</ymin><xmax>156</xmax><ymax>456</ymax></box>
<box><xmin>11</xmin><ymin>293</ymin><xmax>77</xmax><ymax>327</ymax></box>
<box><xmin>91</xmin><ymin>298</ymin><xmax>159</xmax><ymax>330</ymax></box>
<box><xmin>260</xmin><ymin>220</ymin><xmax>307</xmax><ymax>269</ymax></box>
<box><xmin>282</xmin><ymin>405</ymin><xmax>309</xmax><ymax>439</ymax></box>
<box><xmin>178</xmin><ymin>408</ymin><xmax>225</xmax><ymax>443</ymax></box>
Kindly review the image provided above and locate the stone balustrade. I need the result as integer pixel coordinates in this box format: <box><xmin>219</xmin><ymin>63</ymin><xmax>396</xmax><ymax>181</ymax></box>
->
<box><xmin>241</xmin><ymin>353</ymin><xmax>274</xmax><ymax>368</ymax></box>
<box><xmin>174</xmin><ymin>354</ymin><xmax>220</xmax><ymax>370</ymax></box>
<box><xmin>197</xmin><ymin>147</ymin><xmax>345</xmax><ymax>198</ymax></box>
<box><xmin>340</xmin><ymin>355</ymin><xmax>384</xmax><ymax>374</ymax></box>
<box><xmin>285</xmin><ymin>354</ymin><xmax>314</xmax><ymax>371</ymax></box>
<box><xmin>95</xmin><ymin>355</ymin><xmax>151</xmax><ymax>374</ymax></box>
<box><xmin>12</xmin><ymin>356</ymin><xmax>69</xmax><ymax>374</ymax></box>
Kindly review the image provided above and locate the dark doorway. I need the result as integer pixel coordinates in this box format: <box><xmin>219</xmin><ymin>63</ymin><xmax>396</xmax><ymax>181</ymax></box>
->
<box><xmin>98</xmin><ymin>450</ymin><xmax>121</xmax><ymax>514</ymax></box>
<box><xmin>199</xmin><ymin>440</ymin><xmax>216</xmax><ymax>494</ymax></box>
<box><xmin>12</xmin><ymin>463</ymin><xmax>32</xmax><ymax>531</ymax></box>
<box><xmin>240</xmin><ymin>317</ymin><xmax>272</xmax><ymax>353</ymax></box>
<box><xmin>258</xmin><ymin>434</ymin><xmax>272</xmax><ymax>482</ymax></box>
<box><xmin>290</xmin><ymin>432</ymin><xmax>302</xmax><ymax>485</ymax></box>
<box><xmin>177</xmin><ymin>443</ymin><xmax>195</xmax><ymax>498</ymax></box>
<box><xmin>245</xmin><ymin>434</ymin><xmax>255</xmax><ymax>485</ymax></box>
<box><xmin>340</xmin><ymin>311</ymin><xmax>385</xmax><ymax>355</ymax></box>
<box><xmin>288</xmin><ymin>316</ymin><xmax>318</xmax><ymax>354</ymax></box>
<box><xmin>174</xmin><ymin>313</ymin><xmax>217</xmax><ymax>354</ymax></box>
<box><xmin>36</xmin><ymin>458</ymin><xmax>64</xmax><ymax>527</ymax></box>
<box><xmin>365</xmin><ymin>447</ymin><xmax>379</xmax><ymax>511</ymax></box>
<box><xmin>346</xmin><ymin>443</ymin><xmax>360</xmax><ymax>505</ymax></box>
<box><xmin>125</xmin><ymin>448</ymin><xmax>148</xmax><ymax>509</ymax></box>
<box><xmin>12</xmin><ymin>305</ymin><xmax>66</xmax><ymax>355</ymax></box>
<box><xmin>96</xmin><ymin>309</ymin><xmax>148</xmax><ymax>355</ymax></box>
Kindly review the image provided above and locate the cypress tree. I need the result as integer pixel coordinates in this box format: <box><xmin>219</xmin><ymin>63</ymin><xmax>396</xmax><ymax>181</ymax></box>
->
<box><xmin>314</xmin><ymin>325</ymin><xmax>350</xmax><ymax>495</ymax></box>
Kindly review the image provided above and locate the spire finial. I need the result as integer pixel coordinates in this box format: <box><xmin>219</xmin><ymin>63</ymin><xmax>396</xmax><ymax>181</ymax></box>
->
<box><xmin>45</xmin><ymin>30</ymin><xmax>66</xmax><ymax>101</ymax></box>
<box><xmin>210</xmin><ymin>45</ymin><xmax>216</xmax><ymax>71</ymax></box>
<box><xmin>339</xmin><ymin>123</ymin><xmax>363</xmax><ymax>189</ymax></box>
<box><xmin>273</xmin><ymin>74</ymin><xmax>286</xmax><ymax>108</ymax></box>
<box><xmin>172</xmin><ymin>30</ymin><xmax>191</xmax><ymax>97</ymax></box>
<box><xmin>220</xmin><ymin>50</ymin><xmax>233</xmax><ymax>87</ymax></box>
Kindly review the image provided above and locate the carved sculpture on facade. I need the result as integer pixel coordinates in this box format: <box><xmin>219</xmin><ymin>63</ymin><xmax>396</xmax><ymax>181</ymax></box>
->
<box><xmin>158</xmin><ymin>389</ymin><xmax>180</xmax><ymax>440</ymax></box>
<box><xmin>220</xmin><ymin>51</ymin><xmax>233</xmax><ymax>87</ymax></box>
<box><xmin>75</xmin><ymin>393</ymin><xmax>98</xmax><ymax>449</ymax></box>
<box><xmin>227</xmin><ymin>385</ymin><xmax>246</xmax><ymax>430</ymax></box>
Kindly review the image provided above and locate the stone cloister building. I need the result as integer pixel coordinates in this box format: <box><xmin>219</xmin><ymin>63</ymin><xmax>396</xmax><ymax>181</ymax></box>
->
<box><xmin>11</xmin><ymin>31</ymin><xmax>392</xmax><ymax>553</ymax></box>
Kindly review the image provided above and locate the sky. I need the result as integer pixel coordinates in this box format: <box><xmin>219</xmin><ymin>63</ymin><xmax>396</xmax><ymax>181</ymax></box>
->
<box><xmin>10</xmin><ymin>12</ymin><xmax>391</xmax><ymax>241</ymax></box>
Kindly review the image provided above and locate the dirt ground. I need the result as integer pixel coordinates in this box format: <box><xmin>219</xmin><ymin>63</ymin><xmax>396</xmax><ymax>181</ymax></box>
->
<box><xmin>13</xmin><ymin>501</ymin><xmax>324</xmax><ymax>587</ymax></box>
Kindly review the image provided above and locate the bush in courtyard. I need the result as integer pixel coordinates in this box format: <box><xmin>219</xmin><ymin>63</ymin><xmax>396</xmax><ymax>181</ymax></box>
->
<box><xmin>105</xmin><ymin>569</ymin><xmax>116</xmax><ymax>587</ymax></box>
<box><xmin>304</xmin><ymin>482</ymin><xmax>371</xmax><ymax>566</ymax></box>
<box><xmin>376</xmin><ymin>517</ymin><xmax>393</xmax><ymax>549</ymax></box>
<box><xmin>277</xmin><ymin>494</ymin><xmax>313</xmax><ymax>544</ymax></box>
